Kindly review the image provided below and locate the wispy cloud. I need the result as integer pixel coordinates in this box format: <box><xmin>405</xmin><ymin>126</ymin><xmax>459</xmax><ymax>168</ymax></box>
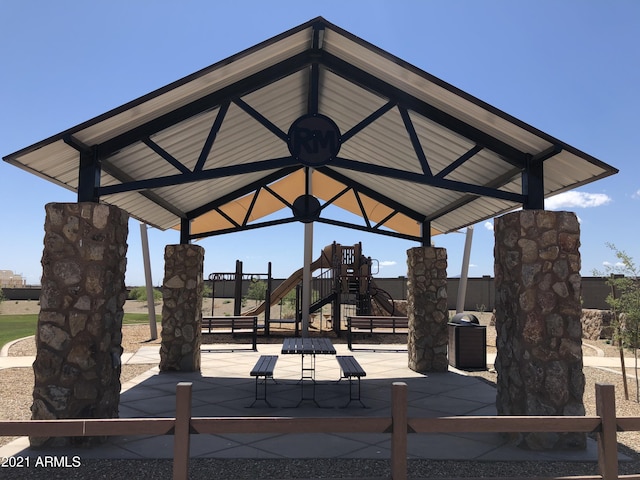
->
<box><xmin>484</xmin><ymin>221</ymin><xmax>493</xmax><ymax>231</ymax></box>
<box><xmin>546</xmin><ymin>191</ymin><xmax>611</xmax><ymax>210</ymax></box>
<box><xmin>603</xmin><ymin>261</ymin><xmax>625</xmax><ymax>270</ymax></box>
<box><xmin>632</xmin><ymin>189</ymin><xmax>640</xmax><ymax>200</ymax></box>
<box><xmin>379</xmin><ymin>260</ymin><xmax>397</xmax><ymax>267</ymax></box>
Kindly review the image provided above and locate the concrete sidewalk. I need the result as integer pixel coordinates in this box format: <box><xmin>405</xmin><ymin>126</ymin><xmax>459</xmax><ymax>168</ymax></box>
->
<box><xmin>1</xmin><ymin>347</ymin><xmax>635</xmax><ymax>369</ymax></box>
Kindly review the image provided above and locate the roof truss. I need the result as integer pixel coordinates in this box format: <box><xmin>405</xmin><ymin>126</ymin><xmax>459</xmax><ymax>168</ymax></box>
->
<box><xmin>3</xmin><ymin>17</ymin><xmax>617</xmax><ymax>244</ymax></box>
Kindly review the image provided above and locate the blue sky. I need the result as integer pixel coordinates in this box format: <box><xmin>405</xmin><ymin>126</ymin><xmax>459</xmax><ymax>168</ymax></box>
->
<box><xmin>1</xmin><ymin>1</ymin><xmax>638</xmax><ymax>286</ymax></box>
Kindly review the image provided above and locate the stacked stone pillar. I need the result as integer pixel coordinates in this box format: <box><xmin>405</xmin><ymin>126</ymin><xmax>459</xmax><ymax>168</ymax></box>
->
<box><xmin>494</xmin><ymin>210</ymin><xmax>585</xmax><ymax>450</ymax></box>
<box><xmin>159</xmin><ymin>244</ymin><xmax>204</xmax><ymax>372</ymax></box>
<box><xmin>32</xmin><ymin>203</ymin><xmax>128</xmax><ymax>447</ymax></box>
<box><xmin>406</xmin><ymin>246</ymin><xmax>448</xmax><ymax>372</ymax></box>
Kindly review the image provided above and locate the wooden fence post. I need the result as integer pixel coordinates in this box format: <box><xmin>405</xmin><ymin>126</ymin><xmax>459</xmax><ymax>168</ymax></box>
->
<box><xmin>595</xmin><ymin>383</ymin><xmax>618</xmax><ymax>480</ymax></box>
<box><xmin>173</xmin><ymin>382</ymin><xmax>193</xmax><ymax>480</ymax></box>
<box><xmin>391</xmin><ymin>382</ymin><xmax>408</xmax><ymax>480</ymax></box>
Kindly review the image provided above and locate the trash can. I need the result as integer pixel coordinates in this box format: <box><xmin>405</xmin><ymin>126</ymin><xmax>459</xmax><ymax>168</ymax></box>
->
<box><xmin>448</xmin><ymin>313</ymin><xmax>486</xmax><ymax>370</ymax></box>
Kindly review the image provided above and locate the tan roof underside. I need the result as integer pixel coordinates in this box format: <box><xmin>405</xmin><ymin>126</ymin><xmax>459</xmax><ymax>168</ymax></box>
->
<box><xmin>187</xmin><ymin>169</ymin><xmax>435</xmax><ymax>237</ymax></box>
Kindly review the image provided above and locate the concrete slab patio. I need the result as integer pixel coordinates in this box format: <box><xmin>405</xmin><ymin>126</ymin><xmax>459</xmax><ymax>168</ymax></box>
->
<box><xmin>0</xmin><ymin>343</ymin><xmax>613</xmax><ymax>464</ymax></box>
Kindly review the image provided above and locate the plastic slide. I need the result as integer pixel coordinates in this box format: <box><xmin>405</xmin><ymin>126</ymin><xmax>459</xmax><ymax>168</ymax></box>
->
<box><xmin>242</xmin><ymin>245</ymin><xmax>335</xmax><ymax>317</ymax></box>
<box><xmin>369</xmin><ymin>278</ymin><xmax>397</xmax><ymax>316</ymax></box>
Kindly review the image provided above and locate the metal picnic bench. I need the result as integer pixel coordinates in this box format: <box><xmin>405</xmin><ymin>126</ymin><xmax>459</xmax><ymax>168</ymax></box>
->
<box><xmin>201</xmin><ymin>316</ymin><xmax>259</xmax><ymax>351</ymax></box>
<box><xmin>346</xmin><ymin>316</ymin><xmax>409</xmax><ymax>350</ymax></box>
<box><xmin>249</xmin><ymin>355</ymin><xmax>278</xmax><ymax>407</ymax></box>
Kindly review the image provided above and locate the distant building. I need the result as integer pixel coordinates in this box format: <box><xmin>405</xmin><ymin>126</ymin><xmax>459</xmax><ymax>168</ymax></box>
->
<box><xmin>0</xmin><ymin>270</ymin><xmax>26</xmax><ymax>288</ymax></box>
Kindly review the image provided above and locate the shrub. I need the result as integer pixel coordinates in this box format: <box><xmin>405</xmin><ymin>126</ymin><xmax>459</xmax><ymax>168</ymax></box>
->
<box><xmin>128</xmin><ymin>286</ymin><xmax>162</xmax><ymax>303</ymax></box>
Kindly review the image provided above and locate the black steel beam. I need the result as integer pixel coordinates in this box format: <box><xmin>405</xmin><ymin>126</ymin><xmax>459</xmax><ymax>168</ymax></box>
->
<box><xmin>373</xmin><ymin>210</ymin><xmax>400</xmax><ymax>230</ymax></box>
<box><xmin>317</xmin><ymin>185</ymin><xmax>351</xmax><ymax>215</ymax></box>
<box><xmin>98</xmin><ymin>156</ymin><xmax>298</xmax><ymax>197</ymax></box>
<box><xmin>341</xmin><ymin>101</ymin><xmax>396</xmax><ymax>144</ymax></box>
<box><xmin>142</xmin><ymin>138</ymin><xmax>191</xmax><ymax>174</ymax></box>
<box><xmin>233</xmin><ymin>97</ymin><xmax>288</xmax><ymax>142</ymax></box>
<box><xmin>77</xmin><ymin>146</ymin><xmax>101</xmax><ymax>203</ymax></box>
<box><xmin>319</xmin><ymin>51</ymin><xmax>529</xmax><ymax>168</ymax></box>
<box><xmin>399</xmin><ymin>106</ymin><xmax>432</xmax><ymax>176</ymax></box>
<box><xmin>353</xmin><ymin>190</ymin><xmax>371</xmax><ymax>228</ymax></box>
<box><xmin>523</xmin><ymin>153</ymin><xmax>544</xmax><ymax>210</ymax></box>
<box><xmin>435</xmin><ymin>144</ymin><xmax>484</xmax><ymax>179</ymax></box>
<box><xmin>331</xmin><ymin>157</ymin><xmax>524</xmax><ymax>204</ymax></box>
<box><xmin>180</xmin><ymin>218</ymin><xmax>191</xmax><ymax>244</ymax></box>
<box><xmin>262</xmin><ymin>184</ymin><xmax>295</xmax><ymax>210</ymax></box>
<box><xmin>315</xmin><ymin>217</ymin><xmax>422</xmax><ymax>243</ymax></box>
<box><xmin>214</xmin><ymin>205</ymin><xmax>241</xmax><ymax>229</ymax></box>
<box><xmin>242</xmin><ymin>187</ymin><xmax>261</xmax><ymax>226</ymax></box>
<box><xmin>316</xmin><ymin>166</ymin><xmax>425</xmax><ymax>222</ymax></box>
<box><xmin>100</xmin><ymin>159</ymin><xmax>187</xmax><ymax>219</ymax></box>
<box><xmin>97</xmin><ymin>52</ymin><xmax>314</xmax><ymax>159</ymax></box>
<box><xmin>195</xmin><ymin>101</ymin><xmax>230</xmax><ymax>172</ymax></box>
<box><xmin>426</xmin><ymin>167</ymin><xmax>522</xmax><ymax>222</ymax></box>
<box><xmin>187</xmin><ymin>166</ymin><xmax>301</xmax><ymax>219</ymax></box>
<box><xmin>308</xmin><ymin>63</ymin><xmax>319</xmax><ymax>115</ymax></box>
<box><xmin>308</xmin><ymin>22</ymin><xmax>323</xmax><ymax>115</ymax></box>
<box><xmin>188</xmin><ymin>217</ymin><xmax>299</xmax><ymax>240</ymax></box>
<box><xmin>421</xmin><ymin>221</ymin><xmax>431</xmax><ymax>247</ymax></box>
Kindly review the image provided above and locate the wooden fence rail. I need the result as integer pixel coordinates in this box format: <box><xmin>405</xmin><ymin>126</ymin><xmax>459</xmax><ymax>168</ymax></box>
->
<box><xmin>0</xmin><ymin>382</ymin><xmax>635</xmax><ymax>480</ymax></box>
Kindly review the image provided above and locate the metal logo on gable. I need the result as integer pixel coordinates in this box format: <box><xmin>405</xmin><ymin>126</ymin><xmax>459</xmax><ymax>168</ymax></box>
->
<box><xmin>288</xmin><ymin>114</ymin><xmax>341</xmax><ymax>166</ymax></box>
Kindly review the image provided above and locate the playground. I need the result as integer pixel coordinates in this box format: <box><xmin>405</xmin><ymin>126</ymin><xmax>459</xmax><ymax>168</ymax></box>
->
<box><xmin>206</xmin><ymin>242</ymin><xmax>406</xmax><ymax>338</ymax></box>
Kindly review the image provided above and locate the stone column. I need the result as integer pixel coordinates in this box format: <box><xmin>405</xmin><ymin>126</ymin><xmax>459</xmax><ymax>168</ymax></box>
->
<box><xmin>406</xmin><ymin>246</ymin><xmax>448</xmax><ymax>372</ymax></box>
<box><xmin>32</xmin><ymin>203</ymin><xmax>128</xmax><ymax>447</ymax></box>
<box><xmin>494</xmin><ymin>210</ymin><xmax>585</xmax><ymax>450</ymax></box>
<box><xmin>159</xmin><ymin>244</ymin><xmax>204</xmax><ymax>372</ymax></box>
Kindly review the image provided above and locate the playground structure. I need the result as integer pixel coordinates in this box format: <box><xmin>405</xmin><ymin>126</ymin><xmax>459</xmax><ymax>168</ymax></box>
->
<box><xmin>207</xmin><ymin>242</ymin><xmax>399</xmax><ymax>336</ymax></box>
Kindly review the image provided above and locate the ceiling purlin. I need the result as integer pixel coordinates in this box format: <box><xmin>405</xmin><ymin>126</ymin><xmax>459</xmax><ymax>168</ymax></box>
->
<box><xmin>318</xmin><ymin>51</ymin><xmax>529</xmax><ymax>169</ymax></box>
<box><xmin>398</xmin><ymin>106</ymin><xmax>432</xmax><ymax>176</ymax></box>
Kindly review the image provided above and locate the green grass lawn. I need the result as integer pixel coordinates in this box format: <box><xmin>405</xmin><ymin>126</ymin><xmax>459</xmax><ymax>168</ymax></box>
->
<box><xmin>0</xmin><ymin>313</ymin><xmax>152</xmax><ymax>350</ymax></box>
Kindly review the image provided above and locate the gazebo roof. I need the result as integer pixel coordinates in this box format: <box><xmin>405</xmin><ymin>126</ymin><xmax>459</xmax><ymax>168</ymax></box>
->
<box><xmin>3</xmin><ymin>17</ymin><xmax>617</xmax><ymax>243</ymax></box>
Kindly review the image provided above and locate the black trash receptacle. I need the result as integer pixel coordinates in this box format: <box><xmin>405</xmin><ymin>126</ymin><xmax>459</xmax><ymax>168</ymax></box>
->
<box><xmin>448</xmin><ymin>313</ymin><xmax>486</xmax><ymax>370</ymax></box>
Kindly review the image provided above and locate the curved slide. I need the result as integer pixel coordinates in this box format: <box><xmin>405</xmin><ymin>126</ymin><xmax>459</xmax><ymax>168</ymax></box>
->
<box><xmin>242</xmin><ymin>245</ymin><xmax>335</xmax><ymax>317</ymax></box>
<box><xmin>369</xmin><ymin>278</ymin><xmax>397</xmax><ymax>316</ymax></box>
